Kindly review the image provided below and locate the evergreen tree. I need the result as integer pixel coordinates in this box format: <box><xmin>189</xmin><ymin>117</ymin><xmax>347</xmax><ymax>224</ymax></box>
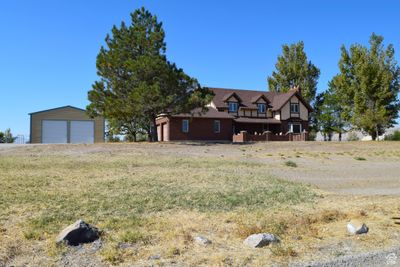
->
<box><xmin>267</xmin><ymin>41</ymin><xmax>320</xmax><ymax>103</ymax></box>
<box><xmin>333</xmin><ymin>33</ymin><xmax>400</xmax><ymax>140</ymax></box>
<box><xmin>314</xmin><ymin>87</ymin><xmax>347</xmax><ymax>141</ymax></box>
<box><xmin>87</xmin><ymin>7</ymin><xmax>213</xmax><ymax>141</ymax></box>
<box><xmin>1</xmin><ymin>129</ymin><xmax>16</xmax><ymax>143</ymax></box>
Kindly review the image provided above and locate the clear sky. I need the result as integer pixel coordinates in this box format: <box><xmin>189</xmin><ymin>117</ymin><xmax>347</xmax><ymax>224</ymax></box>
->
<box><xmin>1</xmin><ymin>0</ymin><xmax>399</xmax><ymax>136</ymax></box>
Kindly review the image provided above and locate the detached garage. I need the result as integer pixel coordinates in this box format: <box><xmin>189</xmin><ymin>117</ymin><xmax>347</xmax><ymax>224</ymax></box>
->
<box><xmin>30</xmin><ymin>106</ymin><xmax>104</xmax><ymax>144</ymax></box>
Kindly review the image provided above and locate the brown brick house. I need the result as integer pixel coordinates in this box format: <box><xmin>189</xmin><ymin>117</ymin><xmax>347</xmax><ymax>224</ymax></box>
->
<box><xmin>156</xmin><ymin>87</ymin><xmax>312</xmax><ymax>142</ymax></box>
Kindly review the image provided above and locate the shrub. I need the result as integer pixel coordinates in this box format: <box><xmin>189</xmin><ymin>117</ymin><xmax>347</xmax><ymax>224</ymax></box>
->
<box><xmin>284</xmin><ymin>160</ymin><xmax>297</xmax><ymax>167</ymax></box>
<box><xmin>384</xmin><ymin>130</ymin><xmax>400</xmax><ymax>141</ymax></box>
<box><xmin>354</xmin><ymin>157</ymin><xmax>366</xmax><ymax>161</ymax></box>
<box><xmin>0</xmin><ymin>129</ymin><xmax>16</xmax><ymax>143</ymax></box>
<box><xmin>346</xmin><ymin>132</ymin><xmax>359</xmax><ymax>141</ymax></box>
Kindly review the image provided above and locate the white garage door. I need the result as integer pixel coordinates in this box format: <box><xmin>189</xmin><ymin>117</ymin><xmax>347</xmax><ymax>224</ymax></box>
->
<box><xmin>70</xmin><ymin>121</ymin><xmax>94</xmax><ymax>144</ymax></box>
<box><xmin>42</xmin><ymin>120</ymin><xmax>68</xmax><ymax>143</ymax></box>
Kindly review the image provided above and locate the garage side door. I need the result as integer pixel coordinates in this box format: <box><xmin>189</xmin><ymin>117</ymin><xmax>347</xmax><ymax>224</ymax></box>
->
<box><xmin>70</xmin><ymin>121</ymin><xmax>94</xmax><ymax>144</ymax></box>
<box><xmin>42</xmin><ymin>120</ymin><xmax>68</xmax><ymax>143</ymax></box>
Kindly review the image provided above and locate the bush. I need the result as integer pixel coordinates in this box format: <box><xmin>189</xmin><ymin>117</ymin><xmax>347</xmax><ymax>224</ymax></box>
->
<box><xmin>0</xmin><ymin>128</ymin><xmax>16</xmax><ymax>143</ymax></box>
<box><xmin>384</xmin><ymin>130</ymin><xmax>400</xmax><ymax>141</ymax></box>
<box><xmin>354</xmin><ymin>157</ymin><xmax>366</xmax><ymax>161</ymax></box>
<box><xmin>346</xmin><ymin>132</ymin><xmax>360</xmax><ymax>141</ymax></box>
<box><xmin>308</xmin><ymin>130</ymin><xmax>317</xmax><ymax>141</ymax></box>
<box><xmin>284</xmin><ymin>160</ymin><xmax>297</xmax><ymax>168</ymax></box>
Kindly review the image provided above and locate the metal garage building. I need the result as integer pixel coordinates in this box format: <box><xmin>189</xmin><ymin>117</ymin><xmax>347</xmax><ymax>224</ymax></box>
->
<box><xmin>29</xmin><ymin>106</ymin><xmax>104</xmax><ymax>144</ymax></box>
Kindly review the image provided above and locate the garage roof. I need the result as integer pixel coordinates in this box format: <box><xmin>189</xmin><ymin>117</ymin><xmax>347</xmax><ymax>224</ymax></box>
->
<box><xmin>29</xmin><ymin>105</ymin><xmax>86</xmax><ymax>115</ymax></box>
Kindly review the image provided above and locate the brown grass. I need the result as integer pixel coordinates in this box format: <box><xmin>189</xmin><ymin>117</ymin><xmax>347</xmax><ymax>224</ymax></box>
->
<box><xmin>1</xmin><ymin>142</ymin><xmax>400</xmax><ymax>266</ymax></box>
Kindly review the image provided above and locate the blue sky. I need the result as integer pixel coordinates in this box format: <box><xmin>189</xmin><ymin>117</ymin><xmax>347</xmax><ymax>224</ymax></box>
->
<box><xmin>1</xmin><ymin>0</ymin><xmax>399</xmax><ymax>135</ymax></box>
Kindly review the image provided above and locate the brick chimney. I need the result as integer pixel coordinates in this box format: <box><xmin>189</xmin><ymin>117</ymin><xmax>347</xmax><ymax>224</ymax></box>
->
<box><xmin>290</xmin><ymin>85</ymin><xmax>301</xmax><ymax>95</ymax></box>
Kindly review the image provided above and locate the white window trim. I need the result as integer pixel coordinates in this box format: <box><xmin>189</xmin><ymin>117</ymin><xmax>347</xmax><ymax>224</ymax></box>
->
<box><xmin>290</xmin><ymin>103</ymin><xmax>299</xmax><ymax>113</ymax></box>
<box><xmin>228</xmin><ymin>102</ymin><xmax>238</xmax><ymax>112</ymax></box>
<box><xmin>182</xmin><ymin>119</ymin><xmax>189</xmax><ymax>133</ymax></box>
<box><xmin>258</xmin><ymin>103</ymin><xmax>266</xmax><ymax>113</ymax></box>
<box><xmin>214</xmin><ymin>120</ymin><xmax>221</xmax><ymax>133</ymax></box>
<box><xmin>289</xmin><ymin>123</ymin><xmax>302</xmax><ymax>133</ymax></box>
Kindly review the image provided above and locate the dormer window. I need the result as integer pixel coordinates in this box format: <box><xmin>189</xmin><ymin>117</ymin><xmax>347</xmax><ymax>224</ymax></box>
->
<box><xmin>290</xmin><ymin>103</ymin><xmax>299</xmax><ymax>113</ymax></box>
<box><xmin>257</xmin><ymin>103</ymin><xmax>266</xmax><ymax>113</ymax></box>
<box><xmin>228</xmin><ymin>102</ymin><xmax>238</xmax><ymax>113</ymax></box>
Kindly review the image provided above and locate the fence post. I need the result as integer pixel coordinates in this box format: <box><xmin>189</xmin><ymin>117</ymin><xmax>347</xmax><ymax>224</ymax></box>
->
<box><xmin>301</xmin><ymin>131</ymin><xmax>308</xmax><ymax>141</ymax></box>
<box><xmin>240</xmin><ymin>131</ymin><xmax>248</xmax><ymax>142</ymax></box>
<box><xmin>264</xmin><ymin>131</ymin><xmax>272</xmax><ymax>141</ymax></box>
<box><xmin>287</xmin><ymin>132</ymin><xmax>293</xmax><ymax>141</ymax></box>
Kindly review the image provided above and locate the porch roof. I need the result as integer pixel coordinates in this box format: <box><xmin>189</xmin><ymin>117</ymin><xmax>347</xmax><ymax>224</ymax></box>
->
<box><xmin>234</xmin><ymin>117</ymin><xmax>281</xmax><ymax>124</ymax></box>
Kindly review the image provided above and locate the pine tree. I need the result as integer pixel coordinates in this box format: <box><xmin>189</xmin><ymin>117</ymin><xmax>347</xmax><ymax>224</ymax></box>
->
<box><xmin>267</xmin><ymin>41</ymin><xmax>320</xmax><ymax>103</ymax></box>
<box><xmin>333</xmin><ymin>33</ymin><xmax>400</xmax><ymax>140</ymax></box>
<box><xmin>87</xmin><ymin>7</ymin><xmax>213</xmax><ymax>141</ymax></box>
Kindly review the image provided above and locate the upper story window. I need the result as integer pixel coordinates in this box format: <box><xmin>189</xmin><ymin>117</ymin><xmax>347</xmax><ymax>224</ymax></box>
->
<box><xmin>213</xmin><ymin>120</ymin><xmax>220</xmax><ymax>133</ymax></box>
<box><xmin>257</xmin><ymin>103</ymin><xmax>266</xmax><ymax>113</ymax></box>
<box><xmin>290</xmin><ymin>103</ymin><xmax>299</xmax><ymax>113</ymax></box>
<box><xmin>228</xmin><ymin>102</ymin><xmax>238</xmax><ymax>113</ymax></box>
<box><xmin>182</xmin><ymin>119</ymin><xmax>189</xmax><ymax>133</ymax></box>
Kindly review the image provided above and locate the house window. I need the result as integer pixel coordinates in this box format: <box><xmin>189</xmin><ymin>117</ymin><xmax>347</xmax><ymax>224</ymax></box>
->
<box><xmin>182</xmin><ymin>119</ymin><xmax>189</xmax><ymax>133</ymax></box>
<box><xmin>290</xmin><ymin>103</ymin><xmax>299</xmax><ymax>113</ymax></box>
<box><xmin>289</xmin><ymin>123</ymin><xmax>302</xmax><ymax>133</ymax></box>
<box><xmin>257</xmin><ymin>103</ymin><xmax>266</xmax><ymax>113</ymax></box>
<box><xmin>213</xmin><ymin>120</ymin><xmax>220</xmax><ymax>133</ymax></box>
<box><xmin>228</xmin><ymin>102</ymin><xmax>238</xmax><ymax>113</ymax></box>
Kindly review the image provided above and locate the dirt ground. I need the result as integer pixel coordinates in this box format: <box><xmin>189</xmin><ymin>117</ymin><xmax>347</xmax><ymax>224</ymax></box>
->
<box><xmin>4</xmin><ymin>141</ymin><xmax>399</xmax><ymax>197</ymax></box>
<box><xmin>1</xmin><ymin>141</ymin><xmax>400</xmax><ymax>266</ymax></box>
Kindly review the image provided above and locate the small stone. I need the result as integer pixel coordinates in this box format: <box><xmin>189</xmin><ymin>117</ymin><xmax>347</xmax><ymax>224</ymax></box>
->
<box><xmin>56</xmin><ymin>219</ymin><xmax>100</xmax><ymax>246</ymax></box>
<box><xmin>243</xmin><ymin>233</ymin><xmax>279</xmax><ymax>248</ymax></box>
<box><xmin>347</xmin><ymin>220</ymin><xmax>368</xmax><ymax>235</ymax></box>
<box><xmin>148</xmin><ymin>254</ymin><xmax>161</xmax><ymax>260</ymax></box>
<box><xmin>194</xmin><ymin>236</ymin><xmax>212</xmax><ymax>246</ymax></box>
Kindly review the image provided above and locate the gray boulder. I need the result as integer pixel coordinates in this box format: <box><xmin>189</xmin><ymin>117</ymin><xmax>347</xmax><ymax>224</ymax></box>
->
<box><xmin>347</xmin><ymin>220</ymin><xmax>369</xmax><ymax>235</ymax></box>
<box><xmin>243</xmin><ymin>233</ymin><xmax>279</xmax><ymax>248</ymax></box>
<box><xmin>56</xmin><ymin>219</ymin><xmax>100</xmax><ymax>246</ymax></box>
<box><xmin>194</xmin><ymin>236</ymin><xmax>212</xmax><ymax>246</ymax></box>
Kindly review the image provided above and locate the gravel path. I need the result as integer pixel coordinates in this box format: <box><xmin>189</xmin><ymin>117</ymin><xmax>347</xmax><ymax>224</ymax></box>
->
<box><xmin>292</xmin><ymin>246</ymin><xmax>400</xmax><ymax>267</ymax></box>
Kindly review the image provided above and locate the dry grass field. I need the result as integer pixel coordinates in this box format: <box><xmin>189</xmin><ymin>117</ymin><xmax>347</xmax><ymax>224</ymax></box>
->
<box><xmin>1</xmin><ymin>142</ymin><xmax>400</xmax><ymax>266</ymax></box>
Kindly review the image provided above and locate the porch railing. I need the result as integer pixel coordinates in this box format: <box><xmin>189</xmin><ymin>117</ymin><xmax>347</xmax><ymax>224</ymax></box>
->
<box><xmin>232</xmin><ymin>131</ymin><xmax>308</xmax><ymax>143</ymax></box>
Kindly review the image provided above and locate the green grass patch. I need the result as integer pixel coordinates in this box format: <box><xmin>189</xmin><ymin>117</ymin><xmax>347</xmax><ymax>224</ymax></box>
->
<box><xmin>284</xmin><ymin>160</ymin><xmax>298</xmax><ymax>168</ymax></box>
<box><xmin>354</xmin><ymin>156</ymin><xmax>366</xmax><ymax>161</ymax></box>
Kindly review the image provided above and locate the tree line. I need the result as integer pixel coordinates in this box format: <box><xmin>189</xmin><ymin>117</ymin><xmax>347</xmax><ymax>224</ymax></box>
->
<box><xmin>88</xmin><ymin>7</ymin><xmax>400</xmax><ymax>141</ymax></box>
<box><xmin>0</xmin><ymin>129</ymin><xmax>16</xmax><ymax>143</ymax></box>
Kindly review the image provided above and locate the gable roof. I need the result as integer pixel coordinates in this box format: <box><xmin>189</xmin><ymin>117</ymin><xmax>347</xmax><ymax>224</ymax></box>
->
<box><xmin>271</xmin><ymin>90</ymin><xmax>313</xmax><ymax>111</ymax></box>
<box><xmin>29</xmin><ymin>105</ymin><xmax>86</xmax><ymax>115</ymax></box>
<box><xmin>222</xmin><ymin>92</ymin><xmax>243</xmax><ymax>102</ymax></box>
<box><xmin>208</xmin><ymin>87</ymin><xmax>312</xmax><ymax>111</ymax></box>
<box><xmin>210</xmin><ymin>87</ymin><xmax>278</xmax><ymax>109</ymax></box>
<box><xmin>250</xmin><ymin>94</ymin><xmax>270</xmax><ymax>104</ymax></box>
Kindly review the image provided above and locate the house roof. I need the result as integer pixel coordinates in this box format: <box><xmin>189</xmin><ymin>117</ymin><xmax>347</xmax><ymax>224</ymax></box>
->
<box><xmin>210</xmin><ymin>87</ymin><xmax>278</xmax><ymax>109</ymax></box>
<box><xmin>29</xmin><ymin>105</ymin><xmax>86</xmax><ymax>115</ymax></box>
<box><xmin>171</xmin><ymin>107</ymin><xmax>234</xmax><ymax>119</ymax></box>
<box><xmin>208</xmin><ymin>87</ymin><xmax>312</xmax><ymax>111</ymax></box>
<box><xmin>162</xmin><ymin>87</ymin><xmax>312</xmax><ymax>120</ymax></box>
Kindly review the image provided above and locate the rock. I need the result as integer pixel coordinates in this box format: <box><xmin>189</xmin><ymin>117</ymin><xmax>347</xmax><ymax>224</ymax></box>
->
<box><xmin>148</xmin><ymin>254</ymin><xmax>161</xmax><ymax>260</ymax></box>
<box><xmin>347</xmin><ymin>220</ymin><xmax>369</xmax><ymax>235</ymax></box>
<box><xmin>56</xmin><ymin>220</ymin><xmax>100</xmax><ymax>246</ymax></box>
<box><xmin>243</xmin><ymin>233</ymin><xmax>279</xmax><ymax>248</ymax></box>
<box><xmin>194</xmin><ymin>236</ymin><xmax>212</xmax><ymax>246</ymax></box>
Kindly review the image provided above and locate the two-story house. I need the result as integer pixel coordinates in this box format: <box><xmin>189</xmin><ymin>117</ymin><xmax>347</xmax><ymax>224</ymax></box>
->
<box><xmin>155</xmin><ymin>87</ymin><xmax>312</xmax><ymax>141</ymax></box>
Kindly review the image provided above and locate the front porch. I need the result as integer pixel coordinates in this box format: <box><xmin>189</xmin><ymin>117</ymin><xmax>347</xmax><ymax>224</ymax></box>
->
<box><xmin>233</xmin><ymin>117</ymin><xmax>282</xmax><ymax>135</ymax></box>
